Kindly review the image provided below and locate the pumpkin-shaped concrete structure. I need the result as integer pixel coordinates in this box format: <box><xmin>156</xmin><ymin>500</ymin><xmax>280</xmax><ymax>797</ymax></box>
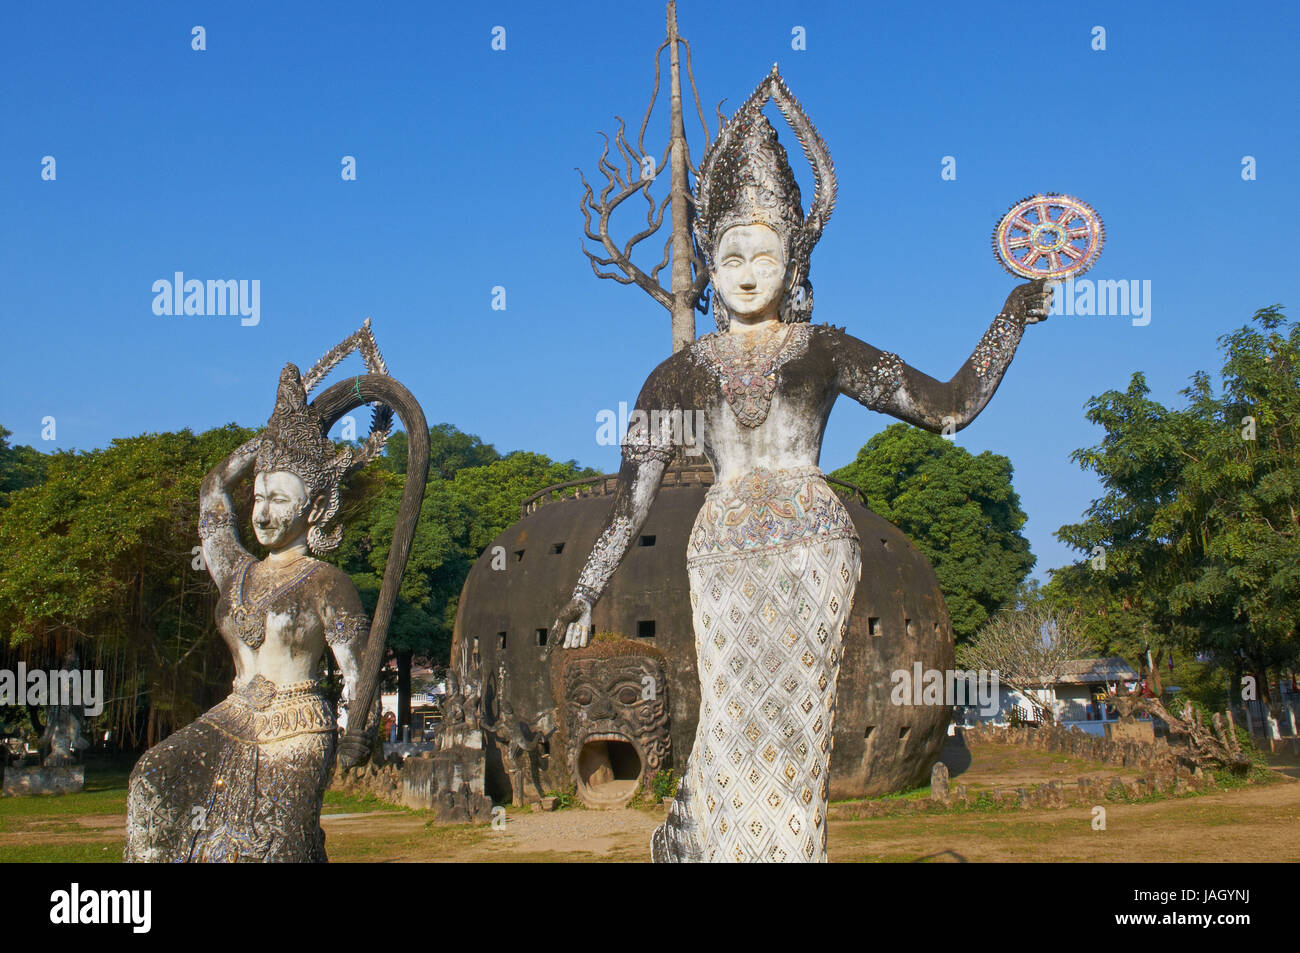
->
<box><xmin>450</xmin><ymin>465</ymin><xmax>954</xmax><ymax>806</ymax></box>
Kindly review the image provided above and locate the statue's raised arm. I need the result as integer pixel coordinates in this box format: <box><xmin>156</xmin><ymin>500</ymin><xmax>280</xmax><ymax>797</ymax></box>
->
<box><xmin>550</xmin><ymin>360</ymin><xmax>683</xmax><ymax>649</ymax></box>
<box><xmin>833</xmin><ymin>279</ymin><xmax>1053</xmax><ymax>433</ymax></box>
<box><xmin>197</xmin><ymin>437</ymin><xmax>261</xmax><ymax>593</ymax></box>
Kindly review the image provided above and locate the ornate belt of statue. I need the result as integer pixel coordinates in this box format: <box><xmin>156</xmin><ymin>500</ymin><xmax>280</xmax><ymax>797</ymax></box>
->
<box><xmin>125</xmin><ymin>320</ymin><xmax>428</xmax><ymax>863</ymax></box>
<box><xmin>553</xmin><ymin>66</ymin><xmax>1096</xmax><ymax>863</ymax></box>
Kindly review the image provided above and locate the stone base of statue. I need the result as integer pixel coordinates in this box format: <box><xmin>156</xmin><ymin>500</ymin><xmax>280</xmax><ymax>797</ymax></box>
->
<box><xmin>2</xmin><ymin>765</ymin><xmax>85</xmax><ymax>797</ymax></box>
<box><xmin>434</xmin><ymin>727</ymin><xmax>494</xmax><ymax>822</ymax></box>
<box><xmin>392</xmin><ymin>725</ymin><xmax>494</xmax><ymax>823</ymax></box>
<box><xmin>434</xmin><ymin>782</ymin><xmax>495</xmax><ymax>824</ymax></box>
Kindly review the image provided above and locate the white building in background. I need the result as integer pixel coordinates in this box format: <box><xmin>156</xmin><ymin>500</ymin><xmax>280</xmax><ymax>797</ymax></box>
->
<box><xmin>954</xmin><ymin>656</ymin><xmax>1144</xmax><ymax>737</ymax></box>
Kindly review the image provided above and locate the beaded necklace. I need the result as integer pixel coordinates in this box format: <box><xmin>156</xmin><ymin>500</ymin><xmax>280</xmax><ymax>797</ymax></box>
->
<box><xmin>702</xmin><ymin>322</ymin><xmax>808</xmax><ymax>427</ymax></box>
<box><xmin>227</xmin><ymin>555</ymin><xmax>323</xmax><ymax>650</ymax></box>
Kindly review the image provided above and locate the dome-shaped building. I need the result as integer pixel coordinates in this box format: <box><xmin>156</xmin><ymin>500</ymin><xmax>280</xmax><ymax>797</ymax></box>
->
<box><xmin>450</xmin><ymin>464</ymin><xmax>954</xmax><ymax>808</ymax></box>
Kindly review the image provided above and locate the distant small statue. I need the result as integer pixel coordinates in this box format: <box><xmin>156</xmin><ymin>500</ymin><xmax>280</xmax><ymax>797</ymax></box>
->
<box><xmin>40</xmin><ymin>705</ymin><xmax>88</xmax><ymax>767</ymax></box>
<box><xmin>488</xmin><ymin>701</ymin><xmax>554</xmax><ymax>806</ymax></box>
<box><xmin>41</xmin><ymin>649</ymin><xmax>90</xmax><ymax>767</ymax></box>
<box><xmin>461</xmin><ymin>654</ymin><xmax>484</xmax><ymax>732</ymax></box>
<box><xmin>441</xmin><ymin>671</ymin><xmax>466</xmax><ymax>732</ymax></box>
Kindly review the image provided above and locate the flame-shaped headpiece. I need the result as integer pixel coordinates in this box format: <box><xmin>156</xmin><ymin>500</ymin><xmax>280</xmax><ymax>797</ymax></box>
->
<box><xmin>693</xmin><ymin>66</ymin><xmax>837</xmax><ymax>328</ymax></box>
<box><xmin>254</xmin><ymin>319</ymin><xmax>392</xmax><ymax>554</ymax></box>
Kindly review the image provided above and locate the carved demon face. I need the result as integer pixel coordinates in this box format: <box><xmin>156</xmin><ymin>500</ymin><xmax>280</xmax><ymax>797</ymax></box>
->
<box><xmin>563</xmin><ymin>655</ymin><xmax>670</xmax><ymax>796</ymax></box>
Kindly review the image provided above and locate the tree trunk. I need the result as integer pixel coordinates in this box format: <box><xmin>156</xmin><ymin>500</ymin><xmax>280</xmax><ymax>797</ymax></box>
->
<box><xmin>396</xmin><ymin>649</ymin><xmax>412</xmax><ymax>735</ymax></box>
<box><xmin>1149</xmin><ymin>648</ymin><xmax>1164</xmax><ymax>696</ymax></box>
<box><xmin>1258</xmin><ymin>670</ymin><xmax>1281</xmax><ymax>741</ymax></box>
<box><xmin>667</xmin><ymin>4</ymin><xmax>696</xmax><ymax>354</ymax></box>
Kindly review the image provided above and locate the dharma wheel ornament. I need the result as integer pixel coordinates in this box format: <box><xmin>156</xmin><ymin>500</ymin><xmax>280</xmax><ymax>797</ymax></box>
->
<box><xmin>992</xmin><ymin>193</ymin><xmax>1104</xmax><ymax>280</ymax></box>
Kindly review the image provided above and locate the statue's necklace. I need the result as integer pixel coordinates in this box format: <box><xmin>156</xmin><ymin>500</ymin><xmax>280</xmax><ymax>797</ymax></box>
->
<box><xmin>704</xmin><ymin>322</ymin><xmax>807</xmax><ymax>428</ymax></box>
<box><xmin>228</xmin><ymin>555</ymin><xmax>322</xmax><ymax>650</ymax></box>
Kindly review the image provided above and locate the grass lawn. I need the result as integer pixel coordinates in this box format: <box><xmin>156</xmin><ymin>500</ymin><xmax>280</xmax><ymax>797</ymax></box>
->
<box><xmin>3</xmin><ymin>742</ymin><xmax>1295</xmax><ymax>863</ymax></box>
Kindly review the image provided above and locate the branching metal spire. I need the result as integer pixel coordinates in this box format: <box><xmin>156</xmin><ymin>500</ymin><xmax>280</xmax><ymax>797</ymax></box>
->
<box><xmin>578</xmin><ymin>1</ymin><xmax>712</xmax><ymax>353</ymax></box>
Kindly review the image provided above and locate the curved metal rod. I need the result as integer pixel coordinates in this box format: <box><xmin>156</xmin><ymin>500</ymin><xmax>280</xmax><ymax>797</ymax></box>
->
<box><xmin>310</xmin><ymin>374</ymin><xmax>429</xmax><ymax>769</ymax></box>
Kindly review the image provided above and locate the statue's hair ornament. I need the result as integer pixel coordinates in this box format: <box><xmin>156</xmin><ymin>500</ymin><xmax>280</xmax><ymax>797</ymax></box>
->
<box><xmin>254</xmin><ymin>319</ymin><xmax>392</xmax><ymax>554</ymax></box>
<box><xmin>693</xmin><ymin>66</ymin><xmax>837</xmax><ymax>328</ymax></box>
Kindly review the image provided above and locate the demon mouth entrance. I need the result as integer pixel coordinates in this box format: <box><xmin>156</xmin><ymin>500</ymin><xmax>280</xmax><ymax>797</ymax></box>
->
<box><xmin>576</xmin><ymin>735</ymin><xmax>643</xmax><ymax>808</ymax></box>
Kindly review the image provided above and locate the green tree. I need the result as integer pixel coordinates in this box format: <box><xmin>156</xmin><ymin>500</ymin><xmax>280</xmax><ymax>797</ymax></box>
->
<box><xmin>0</xmin><ymin>425</ymin><xmax>253</xmax><ymax>746</ymax></box>
<box><xmin>831</xmin><ymin>423</ymin><xmax>1035</xmax><ymax>642</ymax></box>
<box><xmin>381</xmin><ymin>422</ymin><xmax>500</xmax><ymax>479</ymax></box>
<box><xmin>0</xmin><ymin>426</ymin><xmax>49</xmax><ymax>507</ymax></box>
<box><xmin>1049</xmin><ymin>372</ymin><xmax>1195</xmax><ymax>695</ymax></box>
<box><xmin>1052</xmin><ymin>306</ymin><xmax>1300</xmax><ymax>735</ymax></box>
<box><xmin>452</xmin><ymin>451</ymin><xmax>598</xmax><ymax>553</ymax></box>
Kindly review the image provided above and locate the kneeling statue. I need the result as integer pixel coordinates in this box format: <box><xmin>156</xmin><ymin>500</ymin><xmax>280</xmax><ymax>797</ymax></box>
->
<box><xmin>126</xmin><ymin>322</ymin><xmax>427</xmax><ymax>862</ymax></box>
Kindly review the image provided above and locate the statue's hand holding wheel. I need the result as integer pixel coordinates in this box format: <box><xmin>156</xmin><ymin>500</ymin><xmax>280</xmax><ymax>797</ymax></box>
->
<box><xmin>993</xmin><ymin>192</ymin><xmax>1104</xmax><ymax>324</ymax></box>
<box><xmin>1003</xmin><ymin>279</ymin><xmax>1055</xmax><ymax>325</ymax></box>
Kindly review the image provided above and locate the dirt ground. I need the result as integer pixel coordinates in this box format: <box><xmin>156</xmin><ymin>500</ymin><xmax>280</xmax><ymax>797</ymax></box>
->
<box><xmin>3</xmin><ymin>744</ymin><xmax>1296</xmax><ymax>863</ymax></box>
<box><xmin>322</xmin><ymin>805</ymin><xmax>663</xmax><ymax>862</ymax></box>
<box><xmin>320</xmin><ymin>769</ymin><xmax>1300</xmax><ymax>862</ymax></box>
<box><xmin>936</xmin><ymin>734</ymin><xmax>1150</xmax><ymax>789</ymax></box>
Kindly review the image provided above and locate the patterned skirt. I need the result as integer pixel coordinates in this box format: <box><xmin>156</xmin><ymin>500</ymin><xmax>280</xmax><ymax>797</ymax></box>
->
<box><xmin>125</xmin><ymin>675</ymin><xmax>336</xmax><ymax>863</ymax></box>
<box><xmin>652</xmin><ymin>465</ymin><xmax>860</xmax><ymax>862</ymax></box>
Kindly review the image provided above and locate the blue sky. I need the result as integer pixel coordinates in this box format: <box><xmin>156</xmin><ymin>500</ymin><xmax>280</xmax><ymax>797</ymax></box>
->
<box><xmin>2</xmin><ymin>1</ymin><xmax>1297</xmax><ymax>579</ymax></box>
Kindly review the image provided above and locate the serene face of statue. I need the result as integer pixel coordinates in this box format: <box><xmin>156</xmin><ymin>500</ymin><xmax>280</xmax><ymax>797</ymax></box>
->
<box><xmin>713</xmin><ymin>224</ymin><xmax>786</xmax><ymax>323</ymax></box>
<box><xmin>252</xmin><ymin>470</ymin><xmax>312</xmax><ymax>551</ymax></box>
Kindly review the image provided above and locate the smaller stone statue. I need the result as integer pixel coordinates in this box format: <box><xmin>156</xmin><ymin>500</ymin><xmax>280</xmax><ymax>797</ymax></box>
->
<box><xmin>461</xmin><ymin>659</ymin><xmax>483</xmax><ymax>732</ymax></box>
<box><xmin>487</xmin><ymin>701</ymin><xmax>554</xmax><ymax>806</ymax></box>
<box><xmin>440</xmin><ymin>671</ymin><xmax>466</xmax><ymax>737</ymax></box>
<box><xmin>39</xmin><ymin>649</ymin><xmax>91</xmax><ymax>767</ymax></box>
<box><xmin>40</xmin><ymin>705</ymin><xmax>88</xmax><ymax>767</ymax></box>
<box><xmin>125</xmin><ymin>321</ymin><xmax>428</xmax><ymax>862</ymax></box>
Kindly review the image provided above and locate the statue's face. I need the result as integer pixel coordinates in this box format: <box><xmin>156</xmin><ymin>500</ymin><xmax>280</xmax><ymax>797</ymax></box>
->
<box><xmin>713</xmin><ymin>224</ymin><xmax>786</xmax><ymax>321</ymax></box>
<box><xmin>252</xmin><ymin>470</ymin><xmax>311</xmax><ymax>550</ymax></box>
<box><xmin>563</xmin><ymin>655</ymin><xmax>670</xmax><ymax>776</ymax></box>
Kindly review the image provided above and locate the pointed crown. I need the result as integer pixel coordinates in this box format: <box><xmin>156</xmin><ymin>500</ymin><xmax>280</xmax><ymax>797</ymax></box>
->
<box><xmin>254</xmin><ymin>319</ymin><xmax>393</xmax><ymax>554</ymax></box>
<box><xmin>693</xmin><ymin>67</ymin><xmax>837</xmax><ymax>326</ymax></box>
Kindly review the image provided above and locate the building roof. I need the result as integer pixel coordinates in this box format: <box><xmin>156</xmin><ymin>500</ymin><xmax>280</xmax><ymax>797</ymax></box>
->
<box><xmin>1051</xmin><ymin>656</ymin><xmax>1140</xmax><ymax>685</ymax></box>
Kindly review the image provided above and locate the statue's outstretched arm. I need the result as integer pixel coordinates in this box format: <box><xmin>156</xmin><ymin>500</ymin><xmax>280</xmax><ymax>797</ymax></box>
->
<box><xmin>198</xmin><ymin>437</ymin><xmax>260</xmax><ymax>592</ymax></box>
<box><xmin>836</xmin><ymin>279</ymin><xmax>1052</xmax><ymax>433</ymax></box>
<box><xmin>550</xmin><ymin>362</ymin><xmax>681</xmax><ymax>649</ymax></box>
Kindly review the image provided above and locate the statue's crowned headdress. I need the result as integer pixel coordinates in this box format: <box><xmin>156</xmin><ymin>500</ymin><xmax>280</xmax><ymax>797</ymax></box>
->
<box><xmin>693</xmin><ymin>66</ymin><xmax>837</xmax><ymax>327</ymax></box>
<box><xmin>254</xmin><ymin>319</ymin><xmax>393</xmax><ymax>554</ymax></box>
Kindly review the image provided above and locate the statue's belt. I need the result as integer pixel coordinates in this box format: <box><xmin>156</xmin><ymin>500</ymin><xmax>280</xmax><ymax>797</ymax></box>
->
<box><xmin>689</xmin><ymin>466</ymin><xmax>858</xmax><ymax>560</ymax></box>
<box><xmin>198</xmin><ymin>675</ymin><xmax>335</xmax><ymax>745</ymax></box>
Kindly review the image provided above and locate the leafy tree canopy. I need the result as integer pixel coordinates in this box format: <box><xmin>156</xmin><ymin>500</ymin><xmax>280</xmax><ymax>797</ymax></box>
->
<box><xmin>0</xmin><ymin>426</ymin><xmax>49</xmax><ymax>507</ymax></box>
<box><xmin>831</xmin><ymin>423</ymin><xmax>1035</xmax><ymax>642</ymax></box>
<box><xmin>1050</xmin><ymin>306</ymin><xmax>1300</xmax><ymax>716</ymax></box>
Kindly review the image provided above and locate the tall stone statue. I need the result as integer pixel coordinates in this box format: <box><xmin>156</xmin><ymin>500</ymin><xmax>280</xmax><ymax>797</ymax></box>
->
<box><xmin>126</xmin><ymin>321</ymin><xmax>428</xmax><ymax>862</ymax></box>
<box><xmin>552</xmin><ymin>69</ymin><xmax>1053</xmax><ymax>863</ymax></box>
